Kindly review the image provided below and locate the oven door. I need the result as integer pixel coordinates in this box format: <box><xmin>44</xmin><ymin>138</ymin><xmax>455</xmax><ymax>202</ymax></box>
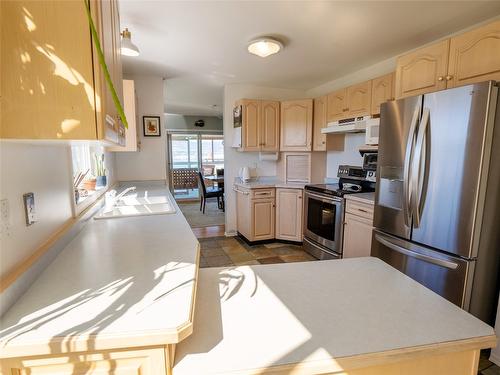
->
<box><xmin>304</xmin><ymin>191</ymin><xmax>344</xmax><ymax>253</ymax></box>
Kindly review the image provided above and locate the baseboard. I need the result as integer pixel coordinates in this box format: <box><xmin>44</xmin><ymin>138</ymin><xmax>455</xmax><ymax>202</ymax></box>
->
<box><xmin>224</xmin><ymin>230</ymin><xmax>237</xmax><ymax>237</ymax></box>
<box><xmin>490</xmin><ymin>352</ymin><xmax>500</xmax><ymax>366</ymax></box>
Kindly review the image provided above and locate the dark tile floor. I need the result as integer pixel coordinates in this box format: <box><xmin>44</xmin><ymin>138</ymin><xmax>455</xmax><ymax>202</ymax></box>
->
<box><xmin>479</xmin><ymin>351</ymin><xmax>500</xmax><ymax>375</ymax></box>
<box><xmin>198</xmin><ymin>236</ymin><xmax>315</xmax><ymax>268</ymax></box>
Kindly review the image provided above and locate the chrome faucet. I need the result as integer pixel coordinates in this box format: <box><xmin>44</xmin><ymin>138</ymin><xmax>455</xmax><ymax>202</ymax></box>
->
<box><xmin>115</xmin><ymin>186</ymin><xmax>136</xmax><ymax>202</ymax></box>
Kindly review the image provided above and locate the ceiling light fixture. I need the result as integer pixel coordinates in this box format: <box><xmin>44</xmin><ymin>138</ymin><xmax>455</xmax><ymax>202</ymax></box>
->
<box><xmin>121</xmin><ymin>28</ymin><xmax>140</xmax><ymax>57</ymax></box>
<box><xmin>247</xmin><ymin>37</ymin><xmax>283</xmax><ymax>58</ymax></box>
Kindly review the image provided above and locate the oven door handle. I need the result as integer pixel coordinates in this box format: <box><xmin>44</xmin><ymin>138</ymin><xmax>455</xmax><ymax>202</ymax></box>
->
<box><xmin>305</xmin><ymin>191</ymin><xmax>342</xmax><ymax>203</ymax></box>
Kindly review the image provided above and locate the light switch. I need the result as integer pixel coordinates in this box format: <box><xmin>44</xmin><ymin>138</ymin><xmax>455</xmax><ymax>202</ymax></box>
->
<box><xmin>23</xmin><ymin>193</ymin><xmax>36</xmax><ymax>226</ymax></box>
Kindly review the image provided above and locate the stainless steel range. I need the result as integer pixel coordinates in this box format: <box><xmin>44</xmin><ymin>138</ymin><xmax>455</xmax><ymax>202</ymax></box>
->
<box><xmin>303</xmin><ymin>165</ymin><xmax>375</xmax><ymax>260</ymax></box>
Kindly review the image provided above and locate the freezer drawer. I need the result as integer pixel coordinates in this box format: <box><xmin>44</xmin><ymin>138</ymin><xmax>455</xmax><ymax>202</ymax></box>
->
<box><xmin>371</xmin><ymin>230</ymin><xmax>473</xmax><ymax>308</ymax></box>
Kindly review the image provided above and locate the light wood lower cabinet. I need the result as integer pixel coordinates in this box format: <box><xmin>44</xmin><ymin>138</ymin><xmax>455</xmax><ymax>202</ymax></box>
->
<box><xmin>1</xmin><ymin>346</ymin><xmax>172</xmax><ymax>375</ymax></box>
<box><xmin>235</xmin><ymin>187</ymin><xmax>275</xmax><ymax>242</ymax></box>
<box><xmin>343</xmin><ymin>200</ymin><xmax>374</xmax><ymax>258</ymax></box>
<box><xmin>236</xmin><ymin>187</ymin><xmax>305</xmax><ymax>243</ymax></box>
<box><xmin>275</xmin><ymin>188</ymin><xmax>303</xmax><ymax>242</ymax></box>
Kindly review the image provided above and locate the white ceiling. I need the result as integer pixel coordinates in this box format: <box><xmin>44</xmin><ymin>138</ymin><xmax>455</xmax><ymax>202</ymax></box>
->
<box><xmin>119</xmin><ymin>1</ymin><xmax>500</xmax><ymax>116</ymax></box>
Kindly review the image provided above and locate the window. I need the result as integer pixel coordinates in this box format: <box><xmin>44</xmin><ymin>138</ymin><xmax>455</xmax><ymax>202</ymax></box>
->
<box><xmin>71</xmin><ymin>144</ymin><xmax>108</xmax><ymax>212</ymax></box>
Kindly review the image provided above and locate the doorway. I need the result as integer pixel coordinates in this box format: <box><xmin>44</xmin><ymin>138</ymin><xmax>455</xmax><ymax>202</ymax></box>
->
<box><xmin>167</xmin><ymin>131</ymin><xmax>224</xmax><ymax>200</ymax></box>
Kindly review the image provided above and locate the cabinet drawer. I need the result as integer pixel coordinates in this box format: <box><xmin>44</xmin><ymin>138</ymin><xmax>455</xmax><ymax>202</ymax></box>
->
<box><xmin>251</xmin><ymin>188</ymin><xmax>275</xmax><ymax>199</ymax></box>
<box><xmin>346</xmin><ymin>200</ymin><xmax>374</xmax><ymax>220</ymax></box>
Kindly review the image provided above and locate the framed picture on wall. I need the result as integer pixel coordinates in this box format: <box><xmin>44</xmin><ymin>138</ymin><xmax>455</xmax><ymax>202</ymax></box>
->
<box><xmin>143</xmin><ymin>116</ymin><xmax>161</xmax><ymax>137</ymax></box>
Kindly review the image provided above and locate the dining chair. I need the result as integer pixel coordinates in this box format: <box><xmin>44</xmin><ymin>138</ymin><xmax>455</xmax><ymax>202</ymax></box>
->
<box><xmin>197</xmin><ymin>172</ymin><xmax>224</xmax><ymax>214</ymax></box>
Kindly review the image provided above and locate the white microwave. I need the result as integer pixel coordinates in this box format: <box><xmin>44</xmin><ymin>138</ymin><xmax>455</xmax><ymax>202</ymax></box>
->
<box><xmin>365</xmin><ymin>118</ymin><xmax>380</xmax><ymax>145</ymax></box>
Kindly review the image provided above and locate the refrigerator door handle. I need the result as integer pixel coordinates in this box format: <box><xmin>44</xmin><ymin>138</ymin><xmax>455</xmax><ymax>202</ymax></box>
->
<box><xmin>412</xmin><ymin>108</ymin><xmax>430</xmax><ymax>228</ymax></box>
<box><xmin>403</xmin><ymin>104</ymin><xmax>421</xmax><ymax>227</ymax></box>
<box><xmin>374</xmin><ymin>233</ymin><xmax>459</xmax><ymax>270</ymax></box>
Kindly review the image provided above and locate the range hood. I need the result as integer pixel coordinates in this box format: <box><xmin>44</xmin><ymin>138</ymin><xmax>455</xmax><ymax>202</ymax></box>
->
<box><xmin>321</xmin><ymin>116</ymin><xmax>372</xmax><ymax>134</ymax></box>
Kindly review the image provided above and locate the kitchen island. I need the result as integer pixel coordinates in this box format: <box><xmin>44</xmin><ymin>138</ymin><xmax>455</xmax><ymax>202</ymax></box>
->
<box><xmin>174</xmin><ymin>258</ymin><xmax>496</xmax><ymax>375</ymax></box>
<box><xmin>0</xmin><ymin>184</ymin><xmax>199</xmax><ymax>374</ymax></box>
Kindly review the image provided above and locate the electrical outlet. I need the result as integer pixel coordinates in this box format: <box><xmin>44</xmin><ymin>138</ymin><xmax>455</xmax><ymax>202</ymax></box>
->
<box><xmin>0</xmin><ymin>199</ymin><xmax>10</xmax><ymax>236</ymax></box>
<box><xmin>23</xmin><ymin>193</ymin><xmax>36</xmax><ymax>226</ymax></box>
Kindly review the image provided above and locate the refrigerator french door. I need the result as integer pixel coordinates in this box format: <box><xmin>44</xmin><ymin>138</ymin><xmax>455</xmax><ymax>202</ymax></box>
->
<box><xmin>372</xmin><ymin>81</ymin><xmax>500</xmax><ymax>324</ymax></box>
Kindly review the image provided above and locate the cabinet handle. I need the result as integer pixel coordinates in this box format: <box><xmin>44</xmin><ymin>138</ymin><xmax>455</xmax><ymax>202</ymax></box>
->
<box><xmin>298</xmin><ymin>196</ymin><xmax>302</xmax><ymax>199</ymax></box>
<box><xmin>343</xmin><ymin>108</ymin><xmax>349</xmax><ymax>112</ymax></box>
<box><xmin>322</xmin><ymin>141</ymin><xmax>326</xmax><ymax>144</ymax></box>
<box><xmin>437</xmin><ymin>76</ymin><xmax>444</xmax><ymax>81</ymax></box>
<box><xmin>445</xmin><ymin>75</ymin><xmax>453</xmax><ymax>81</ymax></box>
<box><xmin>358</xmin><ymin>208</ymin><xmax>368</xmax><ymax>213</ymax></box>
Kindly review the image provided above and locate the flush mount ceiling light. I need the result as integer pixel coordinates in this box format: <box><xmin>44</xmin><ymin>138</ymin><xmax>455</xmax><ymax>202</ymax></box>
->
<box><xmin>247</xmin><ymin>38</ymin><xmax>283</xmax><ymax>58</ymax></box>
<box><xmin>121</xmin><ymin>28</ymin><xmax>140</xmax><ymax>57</ymax></box>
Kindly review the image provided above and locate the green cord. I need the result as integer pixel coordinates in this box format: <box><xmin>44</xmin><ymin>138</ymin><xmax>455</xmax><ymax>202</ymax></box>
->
<box><xmin>83</xmin><ymin>0</ymin><xmax>128</xmax><ymax>129</ymax></box>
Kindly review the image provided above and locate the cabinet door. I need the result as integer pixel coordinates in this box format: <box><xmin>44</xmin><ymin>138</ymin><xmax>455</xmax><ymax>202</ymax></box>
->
<box><xmin>395</xmin><ymin>40</ymin><xmax>449</xmax><ymax>99</ymax></box>
<box><xmin>260</xmin><ymin>101</ymin><xmax>280</xmax><ymax>152</ymax></box>
<box><xmin>252</xmin><ymin>199</ymin><xmax>275</xmax><ymax>241</ymax></box>
<box><xmin>371</xmin><ymin>73</ymin><xmax>394</xmax><ymax>115</ymax></box>
<box><xmin>240</xmin><ymin>100</ymin><xmax>261</xmax><ymax>151</ymax></box>
<box><xmin>280</xmin><ymin>99</ymin><xmax>313</xmax><ymax>152</ymax></box>
<box><xmin>342</xmin><ymin>213</ymin><xmax>373</xmax><ymax>258</ymax></box>
<box><xmin>327</xmin><ymin>88</ymin><xmax>348</xmax><ymax>122</ymax></box>
<box><xmin>111</xmin><ymin>0</ymin><xmax>125</xmax><ymax>144</ymax></box>
<box><xmin>448</xmin><ymin>20</ymin><xmax>500</xmax><ymax>88</ymax></box>
<box><xmin>236</xmin><ymin>189</ymin><xmax>251</xmax><ymax>238</ymax></box>
<box><xmin>347</xmin><ymin>81</ymin><xmax>372</xmax><ymax>117</ymax></box>
<box><xmin>313</xmin><ymin>96</ymin><xmax>327</xmax><ymax>151</ymax></box>
<box><xmin>276</xmin><ymin>189</ymin><xmax>303</xmax><ymax>242</ymax></box>
<box><xmin>1</xmin><ymin>347</ymin><xmax>167</xmax><ymax>375</ymax></box>
<box><xmin>1</xmin><ymin>1</ymin><xmax>97</xmax><ymax>139</ymax></box>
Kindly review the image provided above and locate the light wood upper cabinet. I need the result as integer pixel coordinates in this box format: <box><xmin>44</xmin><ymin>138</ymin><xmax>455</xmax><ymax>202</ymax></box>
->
<box><xmin>347</xmin><ymin>81</ymin><xmax>372</xmax><ymax>117</ymax></box>
<box><xmin>276</xmin><ymin>188</ymin><xmax>303</xmax><ymax>242</ymax></box>
<box><xmin>237</xmin><ymin>99</ymin><xmax>279</xmax><ymax>152</ymax></box>
<box><xmin>280</xmin><ymin>99</ymin><xmax>313</xmax><ymax>152</ymax></box>
<box><xmin>448</xmin><ymin>20</ymin><xmax>500</xmax><ymax>88</ymax></box>
<box><xmin>239</xmin><ymin>99</ymin><xmax>261</xmax><ymax>151</ymax></box>
<box><xmin>260</xmin><ymin>100</ymin><xmax>280</xmax><ymax>152</ymax></box>
<box><xmin>1</xmin><ymin>0</ymin><xmax>125</xmax><ymax>144</ymax></box>
<box><xmin>395</xmin><ymin>40</ymin><xmax>450</xmax><ymax>99</ymax></box>
<box><xmin>371</xmin><ymin>73</ymin><xmax>394</xmax><ymax>115</ymax></box>
<box><xmin>327</xmin><ymin>89</ymin><xmax>348</xmax><ymax>122</ymax></box>
<box><xmin>313</xmin><ymin>96</ymin><xmax>327</xmax><ymax>151</ymax></box>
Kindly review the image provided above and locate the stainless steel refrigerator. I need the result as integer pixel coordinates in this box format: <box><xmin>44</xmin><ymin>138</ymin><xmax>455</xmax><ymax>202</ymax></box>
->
<box><xmin>372</xmin><ymin>81</ymin><xmax>500</xmax><ymax>324</ymax></box>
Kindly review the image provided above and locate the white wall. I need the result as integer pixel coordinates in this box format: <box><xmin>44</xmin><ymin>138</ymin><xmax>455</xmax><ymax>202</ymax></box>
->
<box><xmin>326</xmin><ymin>134</ymin><xmax>365</xmax><ymax>180</ymax></box>
<box><xmin>116</xmin><ymin>75</ymin><xmax>167</xmax><ymax>182</ymax></box>
<box><xmin>223</xmin><ymin>83</ymin><xmax>306</xmax><ymax>235</ymax></box>
<box><xmin>0</xmin><ymin>142</ymin><xmax>73</xmax><ymax>278</ymax></box>
<box><xmin>0</xmin><ymin>142</ymin><xmax>118</xmax><ymax>280</ymax></box>
<box><xmin>165</xmin><ymin>114</ymin><xmax>223</xmax><ymax>131</ymax></box>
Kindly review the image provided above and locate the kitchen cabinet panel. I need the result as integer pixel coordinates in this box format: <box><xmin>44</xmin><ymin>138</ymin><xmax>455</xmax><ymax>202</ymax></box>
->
<box><xmin>313</xmin><ymin>96</ymin><xmax>327</xmax><ymax>151</ymax></box>
<box><xmin>327</xmin><ymin>88</ymin><xmax>348</xmax><ymax>122</ymax></box>
<box><xmin>1</xmin><ymin>0</ymin><xmax>124</xmax><ymax>144</ymax></box>
<box><xmin>347</xmin><ymin>81</ymin><xmax>372</xmax><ymax>117</ymax></box>
<box><xmin>280</xmin><ymin>99</ymin><xmax>313</xmax><ymax>151</ymax></box>
<box><xmin>448</xmin><ymin>20</ymin><xmax>500</xmax><ymax>88</ymax></box>
<box><xmin>260</xmin><ymin>100</ymin><xmax>280</xmax><ymax>151</ymax></box>
<box><xmin>371</xmin><ymin>73</ymin><xmax>394</xmax><ymax>115</ymax></box>
<box><xmin>252</xmin><ymin>199</ymin><xmax>275</xmax><ymax>241</ymax></box>
<box><xmin>395</xmin><ymin>40</ymin><xmax>449</xmax><ymax>99</ymax></box>
<box><xmin>276</xmin><ymin>188</ymin><xmax>303</xmax><ymax>242</ymax></box>
<box><xmin>239</xmin><ymin>99</ymin><xmax>260</xmax><ymax>151</ymax></box>
<box><xmin>343</xmin><ymin>213</ymin><xmax>373</xmax><ymax>259</ymax></box>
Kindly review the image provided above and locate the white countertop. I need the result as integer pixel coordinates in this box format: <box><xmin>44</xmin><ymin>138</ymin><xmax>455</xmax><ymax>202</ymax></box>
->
<box><xmin>345</xmin><ymin>191</ymin><xmax>375</xmax><ymax>205</ymax></box>
<box><xmin>0</xmin><ymin>184</ymin><xmax>199</xmax><ymax>358</ymax></box>
<box><xmin>234</xmin><ymin>177</ymin><xmax>309</xmax><ymax>189</ymax></box>
<box><xmin>174</xmin><ymin>258</ymin><xmax>495</xmax><ymax>374</ymax></box>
